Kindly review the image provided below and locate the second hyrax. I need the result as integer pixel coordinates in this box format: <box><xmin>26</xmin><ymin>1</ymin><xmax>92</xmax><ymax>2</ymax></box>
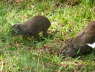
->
<box><xmin>60</xmin><ymin>38</ymin><xmax>93</xmax><ymax>57</ymax></box>
<box><xmin>12</xmin><ymin>16</ymin><xmax>51</xmax><ymax>37</ymax></box>
<box><xmin>76</xmin><ymin>21</ymin><xmax>95</xmax><ymax>43</ymax></box>
<box><xmin>60</xmin><ymin>21</ymin><xmax>95</xmax><ymax>57</ymax></box>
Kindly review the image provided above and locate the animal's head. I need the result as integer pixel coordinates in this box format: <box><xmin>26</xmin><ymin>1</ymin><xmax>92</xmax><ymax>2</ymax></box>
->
<box><xmin>11</xmin><ymin>23</ymin><xmax>22</xmax><ymax>35</ymax></box>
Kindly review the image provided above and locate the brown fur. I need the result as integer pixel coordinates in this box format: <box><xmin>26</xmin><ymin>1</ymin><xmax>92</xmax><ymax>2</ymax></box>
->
<box><xmin>12</xmin><ymin>16</ymin><xmax>51</xmax><ymax>37</ymax></box>
<box><xmin>60</xmin><ymin>38</ymin><xmax>92</xmax><ymax>57</ymax></box>
<box><xmin>60</xmin><ymin>21</ymin><xmax>95</xmax><ymax>57</ymax></box>
<box><xmin>76</xmin><ymin>21</ymin><xmax>95</xmax><ymax>43</ymax></box>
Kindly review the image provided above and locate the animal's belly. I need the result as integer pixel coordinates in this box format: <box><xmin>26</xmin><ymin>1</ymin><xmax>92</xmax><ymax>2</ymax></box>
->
<box><xmin>26</xmin><ymin>28</ymin><xmax>42</xmax><ymax>35</ymax></box>
<box><xmin>87</xmin><ymin>42</ymin><xmax>95</xmax><ymax>48</ymax></box>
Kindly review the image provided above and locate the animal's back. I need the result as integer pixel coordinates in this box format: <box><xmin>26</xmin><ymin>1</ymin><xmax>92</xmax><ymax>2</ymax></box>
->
<box><xmin>22</xmin><ymin>16</ymin><xmax>51</xmax><ymax>35</ymax></box>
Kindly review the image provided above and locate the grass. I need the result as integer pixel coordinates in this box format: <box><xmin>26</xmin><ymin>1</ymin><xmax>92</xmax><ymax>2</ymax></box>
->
<box><xmin>0</xmin><ymin>0</ymin><xmax>95</xmax><ymax>72</ymax></box>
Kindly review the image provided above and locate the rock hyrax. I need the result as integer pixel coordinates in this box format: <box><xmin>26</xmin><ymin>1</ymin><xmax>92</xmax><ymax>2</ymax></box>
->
<box><xmin>12</xmin><ymin>16</ymin><xmax>51</xmax><ymax>37</ymax></box>
<box><xmin>60</xmin><ymin>21</ymin><xmax>95</xmax><ymax>57</ymax></box>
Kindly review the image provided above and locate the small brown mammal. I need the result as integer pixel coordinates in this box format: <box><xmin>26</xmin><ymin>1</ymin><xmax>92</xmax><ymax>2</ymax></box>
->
<box><xmin>76</xmin><ymin>21</ymin><xmax>95</xmax><ymax>43</ymax></box>
<box><xmin>60</xmin><ymin>38</ymin><xmax>92</xmax><ymax>57</ymax></box>
<box><xmin>60</xmin><ymin>21</ymin><xmax>95</xmax><ymax>57</ymax></box>
<box><xmin>12</xmin><ymin>16</ymin><xmax>51</xmax><ymax>37</ymax></box>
